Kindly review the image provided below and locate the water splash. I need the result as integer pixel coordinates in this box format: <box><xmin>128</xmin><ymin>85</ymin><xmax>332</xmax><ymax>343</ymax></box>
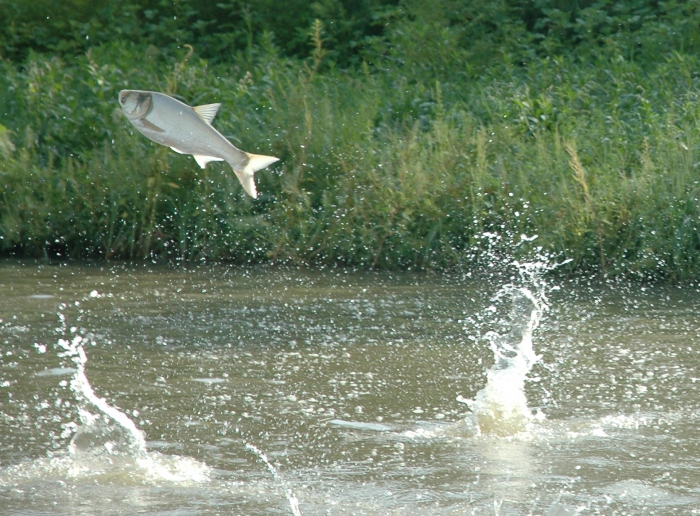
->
<box><xmin>53</xmin><ymin>307</ymin><xmax>209</xmax><ymax>483</ymax></box>
<box><xmin>245</xmin><ymin>442</ymin><xmax>303</xmax><ymax>516</ymax></box>
<box><xmin>461</xmin><ymin>237</ymin><xmax>566</xmax><ymax>436</ymax></box>
<box><xmin>56</xmin><ymin>310</ymin><xmax>147</xmax><ymax>457</ymax></box>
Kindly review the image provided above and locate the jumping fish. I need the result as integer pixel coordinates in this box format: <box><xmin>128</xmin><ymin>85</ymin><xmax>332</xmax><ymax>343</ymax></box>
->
<box><xmin>118</xmin><ymin>90</ymin><xmax>278</xmax><ymax>198</ymax></box>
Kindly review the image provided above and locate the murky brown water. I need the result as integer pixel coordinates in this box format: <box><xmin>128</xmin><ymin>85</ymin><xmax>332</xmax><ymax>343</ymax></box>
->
<box><xmin>1</xmin><ymin>261</ymin><xmax>700</xmax><ymax>515</ymax></box>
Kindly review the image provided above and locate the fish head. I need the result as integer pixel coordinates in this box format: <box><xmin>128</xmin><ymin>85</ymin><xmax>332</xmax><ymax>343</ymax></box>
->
<box><xmin>118</xmin><ymin>90</ymin><xmax>153</xmax><ymax>119</ymax></box>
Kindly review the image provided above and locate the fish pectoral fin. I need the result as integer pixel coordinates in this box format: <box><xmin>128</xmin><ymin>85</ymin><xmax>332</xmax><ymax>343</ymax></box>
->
<box><xmin>193</xmin><ymin>154</ymin><xmax>224</xmax><ymax>169</ymax></box>
<box><xmin>193</xmin><ymin>103</ymin><xmax>221</xmax><ymax>125</ymax></box>
<box><xmin>138</xmin><ymin>118</ymin><xmax>166</xmax><ymax>133</ymax></box>
<box><xmin>170</xmin><ymin>146</ymin><xmax>186</xmax><ymax>154</ymax></box>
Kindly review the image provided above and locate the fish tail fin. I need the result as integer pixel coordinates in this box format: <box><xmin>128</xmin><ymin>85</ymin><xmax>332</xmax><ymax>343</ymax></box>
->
<box><xmin>234</xmin><ymin>153</ymin><xmax>279</xmax><ymax>198</ymax></box>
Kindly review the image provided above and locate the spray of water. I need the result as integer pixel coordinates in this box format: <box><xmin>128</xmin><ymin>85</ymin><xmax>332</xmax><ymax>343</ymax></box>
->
<box><xmin>245</xmin><ymin>442</ymin><xmax>303</xmax><ymax>516</ymax></box>
<box><xmin>54</xmin><ymin>305</ymin><xmax>209</xmax><ymax>483</ymax></box>
<box><xmin>55</xmin><ymin>310</ymin><xmax>148</xmax><ymax>458</ymax></box>
<box><xmin>461</xmin><ymin>235</ymin><xmax>567</xmax><ymax>436</ymax></box>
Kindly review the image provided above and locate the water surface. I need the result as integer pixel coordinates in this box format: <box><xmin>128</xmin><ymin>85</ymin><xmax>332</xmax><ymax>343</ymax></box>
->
<box><xmin>1</xmin><ymin>261</ymin><xmax>699</xmax><ymax>514</ymax></box>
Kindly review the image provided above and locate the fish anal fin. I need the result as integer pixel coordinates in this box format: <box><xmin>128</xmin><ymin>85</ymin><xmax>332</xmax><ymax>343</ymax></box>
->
<box><xmin>193</xmin><ymin>154</ymin><xmax>224</xmax><ymax>169</ymax></box>
<box><xmin>139</xmin><ymin>118</ymin><xmax>165</xmax><ymax>133</ymax></box>
<box><xmin>193</xmin><ymin>103</ymin><xmax>221</xmax><ymax>125</ymax></box>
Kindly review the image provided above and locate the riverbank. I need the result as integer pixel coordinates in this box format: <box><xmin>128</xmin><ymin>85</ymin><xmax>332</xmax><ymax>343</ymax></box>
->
<box><xmin>2</xmin><ymin>5</ymin><xmax>700</xmax><ymax>278</ymax></box>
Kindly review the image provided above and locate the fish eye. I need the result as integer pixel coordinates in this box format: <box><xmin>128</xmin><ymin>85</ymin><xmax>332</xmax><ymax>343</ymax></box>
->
<box><xmin>120</xmin><ymin>97</ymin><xmax>126</xmax><ymax>104</ymax></box>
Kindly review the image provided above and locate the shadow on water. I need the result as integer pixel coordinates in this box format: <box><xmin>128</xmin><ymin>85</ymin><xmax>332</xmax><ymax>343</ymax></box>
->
<box><xmin>1</xmin><ymin>254</ymin><xmax>700</xmax><ymax>514</ymax></box>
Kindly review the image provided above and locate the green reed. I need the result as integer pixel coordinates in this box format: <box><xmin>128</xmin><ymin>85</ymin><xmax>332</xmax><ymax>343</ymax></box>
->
<box><xmin>1</xmin><ymin>29</ymin><xmax>700</xmax><ymax>278</ymax></box>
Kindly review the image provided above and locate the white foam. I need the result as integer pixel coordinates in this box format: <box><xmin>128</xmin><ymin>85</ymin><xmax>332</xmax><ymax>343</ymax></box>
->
<box><xmin>35</xmin><ymin>367</ymin><xmax>77</xmax><ymax>377</ymax></box>
<box><xmin>192</xmin><ymin>377</ymin><xmax>227</xmax><ymax>384</ymax></box>
<box><xmin>327</xmin><ymin>419</ymin><xmax>391</xmax><ymax>432</ymax></box>
<box><xmin>0</xmin><ymin>450</ymin><xmax>210</xmax><ymax>487</ymax></box>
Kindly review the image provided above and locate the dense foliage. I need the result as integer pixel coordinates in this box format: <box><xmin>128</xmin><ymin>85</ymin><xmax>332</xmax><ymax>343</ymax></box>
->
<box><xmin>2</xmin><ymin>0</ymin><xmax>700</xmax><ymax>278</ymax></box>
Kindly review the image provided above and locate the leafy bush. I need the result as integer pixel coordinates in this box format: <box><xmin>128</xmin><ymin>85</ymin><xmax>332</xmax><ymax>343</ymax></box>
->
<box><xmin>2</xmin><ymin>2</ymin><xmax>700</xmax><ymax>278</ymax></box>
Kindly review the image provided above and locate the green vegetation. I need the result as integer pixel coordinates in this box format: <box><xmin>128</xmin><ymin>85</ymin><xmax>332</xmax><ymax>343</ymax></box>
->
<box><xmin>2</xmin><ymin>1</ymin><xmax>700</xmax><ymax>278</ymax></box>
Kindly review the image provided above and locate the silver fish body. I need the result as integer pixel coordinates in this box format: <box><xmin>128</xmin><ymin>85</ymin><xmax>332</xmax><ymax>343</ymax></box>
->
<box><xmin>118</xmin><ymin>90</ymin><xmax>278</xmax><ymax>198</ymax></box>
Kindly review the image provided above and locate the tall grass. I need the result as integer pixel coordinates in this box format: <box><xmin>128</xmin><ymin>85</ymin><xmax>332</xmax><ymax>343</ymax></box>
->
<box><xmin>1</xmin><ymin>25</ymin><xmax>700</xmax><ymax>278</ymax></box>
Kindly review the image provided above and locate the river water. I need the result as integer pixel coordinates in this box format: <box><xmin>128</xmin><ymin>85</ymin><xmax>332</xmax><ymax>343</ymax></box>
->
<box><xmin>1</xmin><ymin>260</ymin><xmax>699</xmax><ymax>515</ymax></box>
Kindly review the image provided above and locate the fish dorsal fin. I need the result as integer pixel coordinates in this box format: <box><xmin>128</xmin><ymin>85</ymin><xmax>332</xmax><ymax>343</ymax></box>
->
<box><xmin>193</xmin><ymin>154</ymin><xmax>224</xmax><ymax>169</ymax></box>
<box><xmin>193</xmin><ymin>103</ymin><xmax>221</xmax><ymax>125</ymax></box>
